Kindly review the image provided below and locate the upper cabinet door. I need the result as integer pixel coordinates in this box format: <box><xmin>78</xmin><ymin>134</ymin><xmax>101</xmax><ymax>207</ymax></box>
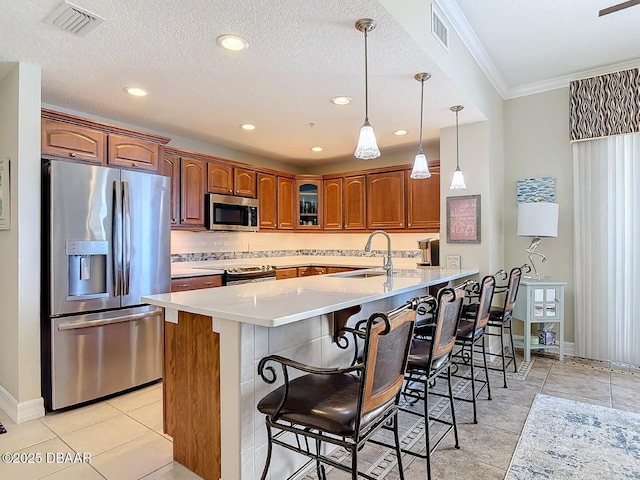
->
<box><xmin>41</xmin><ymin>119</ymin><xmax>107</xmax><ymax>164</ymax></box>
<box><xmin>108</xmin><ymin>135</ymin><xmax>160</xmax><ymax>171</ymax></box>
<box><xmin>344</xmin><ymin>175</ymin><xmax>366</xmax><ymax>230</ymax></box>
<box><xmin>406</xmin><ymin>167</ymin><xmax>440</xmax><ymax>231</ymax></box>
<box><xmin>323</xmin><ymin>178</ymin><xmax>343</xmax><ymax>230</ymax></box>
<box><xmin>277</xmin><ymin>177</ymin><xmax>295</xmax><ymax>229</ymax></box>
<box><xmin>207</xmin><ymin>162</ymin><xmax>234</xmax><ymax>195</ymax></box>
<box><xmin>367</xmin><ymin>171</ymin><xmax>405</xmax><ymax>229</ymax></box>
<box><xmin>163</xmin><ymin>153</ymin><xmax>180</xmax><ymax>226</ymax></box>
<box><xmin>258</xmin><ymin>173</ymin><xmax>277</xmax><ymax>229</ymax></box>
<box><xmin>180</xmin><ymin>157</ymin><xmax>207</xmax><ymax>227</ymax></box>
<box><xmin>234</xmin><ymin>167</ymin><xmax>256</xmax><ymax>198</ymax></box>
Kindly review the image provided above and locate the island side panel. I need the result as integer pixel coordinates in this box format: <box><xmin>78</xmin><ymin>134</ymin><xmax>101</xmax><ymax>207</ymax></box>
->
<box><xmin>171</xmin><ymin>311</ymin><xmax>222</xmax><ymax>480</ymax></box>
<box><xmin>163</xmin><ymin>319</ymin><xmax>175</xmax><ymax>437</ymax></box>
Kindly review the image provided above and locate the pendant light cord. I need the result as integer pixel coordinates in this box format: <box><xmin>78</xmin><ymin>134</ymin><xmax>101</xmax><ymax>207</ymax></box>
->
<box><xmin>418</xmin><ymin>78</ymin><xmax>424</xmax><ymax>153</ymax></box>
<box><xmin>455</xmin><ymin>109</ymin><xmax>460</xmax><ymax>169</ymax></box>
<box><xmin>364</xmin><ymin>29</ymin><xmax>369</xmax><ymax>122</ymax></box>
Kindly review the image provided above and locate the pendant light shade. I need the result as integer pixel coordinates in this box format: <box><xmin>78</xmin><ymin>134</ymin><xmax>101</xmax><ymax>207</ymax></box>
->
<box><xmin>354</xmin><ymin>18</ymin><xmax>380</xmax><ymax>160</ymax></box>
<box><xmin>410</xmin><ymin>72</ymin><xmax>432</xmax><ymax>179</ymax></box>
<box><xmin>449</xmin><ymin>105</ymin><xmax>467</xmax><ymax>190</ymax></box>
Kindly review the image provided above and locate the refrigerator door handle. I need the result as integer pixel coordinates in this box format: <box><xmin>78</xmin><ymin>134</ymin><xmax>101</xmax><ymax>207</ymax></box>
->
<box><xmin>112</xmin><ymin>180</ymin><xmax>122</xmax><ymax>296</ymax></box>
<box><xmin>123</xmin><ymin>181</ymin><xmax>131</xmax><ymax>295</ymax></box>
<box><xmin>57</xmin><ymin>310</ymin><xmax>162</xmax><ymax>331</ymax></box>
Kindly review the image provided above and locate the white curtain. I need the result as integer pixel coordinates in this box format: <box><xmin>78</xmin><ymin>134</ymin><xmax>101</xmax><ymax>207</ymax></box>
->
<box><xmin>573</xmin><ymin>133</ymin><xmax>640</xmax><ymax>365</ymax></box>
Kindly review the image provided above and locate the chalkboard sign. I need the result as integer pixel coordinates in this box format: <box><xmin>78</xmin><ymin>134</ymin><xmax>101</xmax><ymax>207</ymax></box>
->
<box><xmin>446</xmin><ymin>195</ymin><xmax>481</xmax><ymax>243</ymax></box>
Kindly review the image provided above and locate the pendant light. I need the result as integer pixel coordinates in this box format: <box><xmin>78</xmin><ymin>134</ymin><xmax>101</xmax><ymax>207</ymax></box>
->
<box><xmin>410</xmin><ymin>72</ymin><xmax>432</xmax><ymax>179</ymax></box>
<box><xmin>449</xmin><ymin>105</ymin><xmax>467</xmax><ymax>190</ymax></box>
<box><xmin>354</xmin><ymin>18</ymin><xmax>381</xmax><ymax>160</ymax></box>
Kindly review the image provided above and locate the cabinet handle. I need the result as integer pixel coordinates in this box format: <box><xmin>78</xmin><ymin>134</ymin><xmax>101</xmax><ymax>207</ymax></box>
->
<box><xmin>69</xmin><ymin>152</ymin><xmax>77</xmax><ymax>157</ymax></box>
<box><xmin>203</xmin><ymin>281</ymin><xmax>213</xmax><ymax>285</ymax></box>
<box><xmin>177</xmin><ymin>284</ymin><xmax>188</xmax><ymax>288</ymax></box>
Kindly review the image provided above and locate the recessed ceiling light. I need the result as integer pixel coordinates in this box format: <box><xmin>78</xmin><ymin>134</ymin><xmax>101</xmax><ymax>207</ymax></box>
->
<box><xmin>330</xmin><ymin>96</ymin><xmax>352</xmax><ymax>105</ymax></box>
<box><xmin>393</xmin><ymin>129</ymin><xmax>408</xmax><ymax>136</ymax></box>
<box><xmin>217</xmin><ymin>34</ymin><xmax>249</xmax><ymax>51</ymax></box>
<box><xmin>311</xmin><ymin>147</ymin><xmax>323</xmax><ymax>152</ymax></box>
<box><xmin>124</xmin><ymin>87</ymin><xmax>148</xmax><ymax>97</ymax></box>
<box><xmin>240</xmin><ymin>123</ymin><xmax>256</xmax><ymax>130</ymax></box>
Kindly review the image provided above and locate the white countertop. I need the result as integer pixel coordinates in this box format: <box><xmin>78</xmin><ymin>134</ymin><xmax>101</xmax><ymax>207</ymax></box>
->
<box><xmin>144</xmin><ymin>267</ymin><xmax>479</xmax><ymax>328</ymax></box>
<box><xmin>170</xmin><ymin>255</ymin><xmax>428</xmax><ymax>278</ymax></box>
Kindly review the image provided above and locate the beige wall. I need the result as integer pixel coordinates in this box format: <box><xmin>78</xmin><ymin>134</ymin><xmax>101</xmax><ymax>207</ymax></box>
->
<box><xmin>504</xmin><ymin>87</ymin><xmax>574</xmax><ymax>341</ymax></box>
<box><xmin>0</xmin><ymin>62</ymin><xmax>43</xmax><ymax>422</ymax></box>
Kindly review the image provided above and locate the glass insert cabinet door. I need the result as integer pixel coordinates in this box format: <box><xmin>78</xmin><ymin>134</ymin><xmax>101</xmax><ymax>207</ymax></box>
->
<box><xmin>296</xmin><ymin>179</ymin><xmax>322</xmax><ymax>229</ymax></box>
<box><xmin>532</xmin><ymin>286</ymin><xmax>560</xmax><ymax>319</ymax></box>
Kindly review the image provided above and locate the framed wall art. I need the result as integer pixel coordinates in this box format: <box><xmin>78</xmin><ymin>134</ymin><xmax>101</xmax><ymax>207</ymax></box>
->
<box><xmin>446</xmin><ymin>194</ymin><xmax>481</xmax><ymax>244</ymax></box>
<box><xmin>0</xmin><ymin>159</ymin><xmax>10</xmax><ymax>230</ymax></box>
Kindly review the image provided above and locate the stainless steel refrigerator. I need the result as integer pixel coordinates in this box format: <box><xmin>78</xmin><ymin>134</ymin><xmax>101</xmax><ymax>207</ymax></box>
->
<box><xmin>41</xmin><ymin>161</ymin><xmax>170</xmax><ymax>411</ymax></box>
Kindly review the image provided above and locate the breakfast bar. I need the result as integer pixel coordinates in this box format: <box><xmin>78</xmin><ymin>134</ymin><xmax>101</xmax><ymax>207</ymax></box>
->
<box><xmin>142</xmin><ymin>267</ymin><xmax>478</xmax><ymax>480</ymax></box>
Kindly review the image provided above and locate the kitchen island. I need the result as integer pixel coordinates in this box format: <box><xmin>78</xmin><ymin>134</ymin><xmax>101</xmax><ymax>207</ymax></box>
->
<box><xmin>142</xmin><ymin>267</ymin><xmax>478</xmax><ymax>480</ymax></box>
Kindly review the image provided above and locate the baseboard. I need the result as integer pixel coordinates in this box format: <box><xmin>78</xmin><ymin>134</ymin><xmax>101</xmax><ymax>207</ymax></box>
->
<box><xmin>0</xmin><ymin>384</ymin><xmax>45</xmax><ymax>424</ymax></box>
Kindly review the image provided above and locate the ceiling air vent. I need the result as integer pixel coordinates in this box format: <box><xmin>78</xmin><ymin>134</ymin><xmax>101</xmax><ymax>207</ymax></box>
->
<box><xmin>44</xmin><ymin>1</ymin><xmax>105</xmax><ymax>37</ymax></box>
<box><xmin>431</xmin><ymin>5</ymin><xmax>449</xmax><ymax>52</ymax></box>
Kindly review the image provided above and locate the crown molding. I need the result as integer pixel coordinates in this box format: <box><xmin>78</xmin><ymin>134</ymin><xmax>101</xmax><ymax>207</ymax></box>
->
<box><xmin>434</xmin><ymin>0</ymin><xmax>510</xmax><ymax>99</ymax></box>
<box><xmin>438</xmin><ymin>1</ymin><xmax>640</xmax><ymax>101</ymax></box>
<box><xmin>507</xmin><ymin>58</ymin><xmax>640</xmax><ymax>99</ymax></box>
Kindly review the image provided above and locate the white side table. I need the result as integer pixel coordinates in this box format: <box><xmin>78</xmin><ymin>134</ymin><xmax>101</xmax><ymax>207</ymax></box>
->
<box><xmin>512</xmin><ymin>280</ymin><xmax>566</xmax><ymax>362</ymax></box>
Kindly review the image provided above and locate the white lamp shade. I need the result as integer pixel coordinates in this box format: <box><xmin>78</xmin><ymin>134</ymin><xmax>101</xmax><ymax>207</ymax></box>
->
<box><xmin>517</xmin><ymin>202</ymin><xmax>559</xmax><ymax>237</ymax></box>
<box><xmin>410</xmin><ymin>153</ymin><xmax>431</xmax><ymax>179</ymax></box>
<box><xmin>449</xmin><ymin>168</ymin><xmax>467</xmax><ymax>190</ymax></box>
<box><xmin>354</xmin><ymin>123</ymin><xmax>381</xmax><ymax>160</ymax></box>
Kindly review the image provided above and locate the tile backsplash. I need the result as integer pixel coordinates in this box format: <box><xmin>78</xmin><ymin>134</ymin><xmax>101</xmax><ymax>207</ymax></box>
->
<box><xmin>170</xmin><ymin>230</ymin><xmax>439</xmax><ymax>262</ymax></box>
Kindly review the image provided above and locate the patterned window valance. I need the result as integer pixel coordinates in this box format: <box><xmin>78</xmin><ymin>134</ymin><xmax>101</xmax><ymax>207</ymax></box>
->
<box><xmin>569</xmin><ymin>68</ymin><xmax>640</xmax><ymax>142</ymax></box>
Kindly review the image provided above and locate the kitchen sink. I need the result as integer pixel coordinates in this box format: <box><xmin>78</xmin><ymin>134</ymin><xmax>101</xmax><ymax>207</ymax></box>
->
<box><xmin>331</xmin><ymin>271</ymin><xmax>388</xmax><ymax>278</ymax></box>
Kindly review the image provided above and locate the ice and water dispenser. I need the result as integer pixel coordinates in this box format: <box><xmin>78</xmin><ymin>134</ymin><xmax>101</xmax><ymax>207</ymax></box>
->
<box><xmin>66</xmin><ymin>240</ymin><xmax>109</xmax><ymax>299</ymax></box>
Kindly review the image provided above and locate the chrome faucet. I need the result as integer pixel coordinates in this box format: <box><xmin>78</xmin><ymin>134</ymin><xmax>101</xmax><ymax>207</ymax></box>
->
<box><xmin>364</xmin><ymin>230</ymin><xmax>393</xmax><ymax>277</ymax></box>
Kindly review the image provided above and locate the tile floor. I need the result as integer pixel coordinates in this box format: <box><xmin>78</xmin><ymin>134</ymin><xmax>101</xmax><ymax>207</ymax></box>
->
<box><xmin>0</xmin><ymin>353</ymin><xmax>638</xmax><ymax>480</ymax></box>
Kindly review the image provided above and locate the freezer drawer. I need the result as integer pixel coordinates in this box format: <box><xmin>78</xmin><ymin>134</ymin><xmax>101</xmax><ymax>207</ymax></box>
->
<box><xmin>49</xmin><ymin>305</ymin><xmax>162</xmax><ymax>410</ymax></box>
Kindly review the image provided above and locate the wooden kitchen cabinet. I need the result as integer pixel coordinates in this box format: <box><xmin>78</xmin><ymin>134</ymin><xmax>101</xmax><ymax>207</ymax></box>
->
<box><xmin>41</xmin><ymin>118</ymin><xmax>107</xmax><ymax>164</ymax></box>
<box><xmin>258</xmin><ymin>173</ymin><xmax>277</xmax><ymax>229</ymax></box>
<box><xmin>296</xmin><ymin>178</ymin><xmax>323</xmax><ymax>229</ymax></box>
<box><xmin>298</xmin><ymin>266</ymin><xmax>327</xmax><ymax>277</ymax></box>
<box><xmin>367</xmin><ymin>170</ymin><xmax>405</xmax><ymax>229</ymax></box>
<box><xmin>180</xmin><ymin>157</ymin><xmax>207</xmax><ymax>227</ymax></box>
<box><xmin>276</xmin><ymin>267</ymin><xmax>298</xmax><ymax>280</ymax></box>
<box><xmin>323</xmin><ymin>178</ymin><xmax>343</xmax><ymax>230</ymax></box>
<box><xmin>170</xmin><ymin>275</ymin><xmax>223</xmax><ymax>292</ymax></box>
<box><xmin>207</xmin><ymin>161</ymin><xmax>234</xmax><ymax>195</ymax></box>
<box><xmin>108</xmin><ymin>134</ymin><xmax>160</xmax><ymax>172</ymax></box>
<box><xmin>406</xmin><ymin>166</ymin><xmax>440</xmax><ymax>231</ymax></box>
<box><xmin>163</xmin><ymin>153</ymin><xmax>180</xmax><ymax>226</ymax></box>
<box><xmin>277</xmin><ymin>176</ymin><xmax>295</xmax><ymax>229</ymax></box>
<box><xmin>344</xmin><ymin>175</ymin><xmax>366</xmax><ymax>230</ymax></box>
<box><xmin>234</xmin><ymin>167</ymin><xmax>256</xmax><ymax>198</ymax></box>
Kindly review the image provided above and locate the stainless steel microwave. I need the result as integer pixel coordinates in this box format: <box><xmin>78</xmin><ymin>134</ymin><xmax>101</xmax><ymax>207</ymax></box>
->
<box><xmin>205</xmin><ymin>193</ymin><xmax>259</xmax><ymax>232</ymax></box>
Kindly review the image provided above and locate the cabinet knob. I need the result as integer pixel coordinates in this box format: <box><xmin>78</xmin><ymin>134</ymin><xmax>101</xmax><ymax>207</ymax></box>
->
<box><xmin>69</xmin><ymin>152</ymin><xmax>77</xmax><ymax>157</ymax></box>
<box><xmin>132</xmin><ymin>162</ymin><xmax>138</xmax><ymax>167</ymax></box>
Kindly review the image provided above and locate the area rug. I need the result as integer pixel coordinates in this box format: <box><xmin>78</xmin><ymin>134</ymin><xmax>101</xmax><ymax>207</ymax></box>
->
<box><xmin>506</xmin><ymin>394</ymin><xmax>640</xmax><ymax>479</ymax></box>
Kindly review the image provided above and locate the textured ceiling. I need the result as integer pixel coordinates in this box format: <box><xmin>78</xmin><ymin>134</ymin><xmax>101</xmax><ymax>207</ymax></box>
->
<box><xmin>2</xmin><ymin>0</ymin><xmax>637</xmax><ymax>166</ymax></box>
<box><xmin>0</xmin><ymin>0</ymin><xmax>482</xmax><ymax>166</ymax></box>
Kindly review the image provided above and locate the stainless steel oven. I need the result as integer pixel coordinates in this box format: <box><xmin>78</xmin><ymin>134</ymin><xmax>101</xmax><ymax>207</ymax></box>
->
<box><xmin>224</xmin><ymin>266</ymin><xmax>276</xmax><ymax>285</ymax></box>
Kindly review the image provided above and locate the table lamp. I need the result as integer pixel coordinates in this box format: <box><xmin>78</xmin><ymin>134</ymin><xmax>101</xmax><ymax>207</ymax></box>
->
<box><xmin>517</xmin><ymin>202</ymin><xmax>559</xmax><ymax>279</ymax></box>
